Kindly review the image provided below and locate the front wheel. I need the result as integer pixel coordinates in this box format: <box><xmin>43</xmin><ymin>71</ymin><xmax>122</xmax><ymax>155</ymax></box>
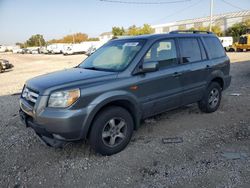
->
<box><xmin>89</xmin><ymin>106</ymin><xmax>134</xmax><ymax>155</ymax></box>
<box><xmin>198</xmin><ymin>82</ymin><xmax>222</xmax><ymax>113</ymax></box>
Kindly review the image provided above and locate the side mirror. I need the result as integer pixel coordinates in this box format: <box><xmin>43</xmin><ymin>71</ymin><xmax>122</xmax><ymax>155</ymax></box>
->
<box><xmin>141</xmin><ymin>61</ymin><xmax>159</xmax><ymax>73</ymax></box>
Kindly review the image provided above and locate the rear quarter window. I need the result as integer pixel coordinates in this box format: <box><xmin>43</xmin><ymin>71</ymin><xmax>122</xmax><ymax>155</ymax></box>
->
<box><xmin>203</xmin><ymin>37</ymin><xmax>225</xmax><ymax>59</ymax></box>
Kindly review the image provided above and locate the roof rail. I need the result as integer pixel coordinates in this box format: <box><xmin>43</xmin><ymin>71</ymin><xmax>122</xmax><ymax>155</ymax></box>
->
<box><xmin>169</xmin><ymin>30</ymin><xmax>213</xmax><ymax>34</ymax></box>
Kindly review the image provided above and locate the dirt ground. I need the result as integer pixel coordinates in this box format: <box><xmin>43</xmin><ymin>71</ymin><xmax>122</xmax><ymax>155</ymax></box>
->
<box><xmin>0</xmin><ymin>52</ymin><xmax>250</xmax><ymax>188</ymax></box>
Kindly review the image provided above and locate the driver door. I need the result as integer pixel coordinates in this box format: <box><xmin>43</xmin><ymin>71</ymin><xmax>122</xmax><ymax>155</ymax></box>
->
<box><xmin>135</xmin><ymin>39</ymin><xmax>182</xmax><ymax>118</ymax></box>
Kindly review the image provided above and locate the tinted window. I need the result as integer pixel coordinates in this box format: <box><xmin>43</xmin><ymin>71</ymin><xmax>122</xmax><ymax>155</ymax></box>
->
<box><xmin>203</xmin><ymin>37</ymin><xmax>225</xmax><ymax>59</ymax></box>
<box><xmin>199</xmin><ymin>39</ymin><xmax>207</xmax><ymax>60</ymax></box>
<box><xmin>144</xmin><ymin>39</ymin><xmax>177</xmax><ymax>69</ymax></box>
<box><xmin>179</xmin><ymin>38</ymin><xmax>202</xmax><ymax>63</ymax></box>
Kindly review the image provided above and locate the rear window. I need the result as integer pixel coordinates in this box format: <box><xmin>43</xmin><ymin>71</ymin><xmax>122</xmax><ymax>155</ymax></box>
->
<box><xmin>203</xmin><ymin>37</ymin><xmax>225</xmax><ymax>59</ymax></box>
<box><xmin>178</xmin><ymin>38</ymin><xmax>202</xmax><ymax>63</ymax></box>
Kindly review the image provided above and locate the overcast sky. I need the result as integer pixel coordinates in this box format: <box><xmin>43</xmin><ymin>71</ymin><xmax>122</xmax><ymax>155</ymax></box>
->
<box><xmin>0</xmin><ymin>0</ymin><xmax>250</xmax><ymax>45</ymax></box>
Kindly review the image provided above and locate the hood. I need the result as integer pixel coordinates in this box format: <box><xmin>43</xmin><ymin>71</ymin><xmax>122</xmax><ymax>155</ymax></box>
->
<box><xmin>26</xmin><ymin>68</ymin><xmax>118</xmax><ymax>95</ymax></box>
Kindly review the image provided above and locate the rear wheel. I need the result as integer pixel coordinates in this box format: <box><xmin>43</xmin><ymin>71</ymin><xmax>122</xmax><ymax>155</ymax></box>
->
<box><xmin>198</xmin><ymin>82</ymin><xmax>222</xmax><ymax>113</ymax></box>
<box><xmin>89</xmin><ymin>106</ymin><xmax>134</xmax><ymax>155</ymax></box>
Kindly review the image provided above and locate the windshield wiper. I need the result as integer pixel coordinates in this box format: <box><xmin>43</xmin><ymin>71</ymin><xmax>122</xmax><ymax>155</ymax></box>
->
<box><xmin>83</xmin><ymin>66</ymin><xmax>116</xmax><ymax>72</ymax></box>
<box><xmin>83</xmin><ymin>66</ymin><xmax>103</xmax><ymax>71</ymax></box>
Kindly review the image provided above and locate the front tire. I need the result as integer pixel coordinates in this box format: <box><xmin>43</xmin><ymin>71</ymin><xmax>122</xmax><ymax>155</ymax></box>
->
<box><xmin>89</xmin><ymin>106</ymin><xmax>134</xmax><ymax>156</ymax></box>
<box><xmin>198</xmin><ymin>82</ymin><xmax>222</xmax><ymax>113</ymax></box>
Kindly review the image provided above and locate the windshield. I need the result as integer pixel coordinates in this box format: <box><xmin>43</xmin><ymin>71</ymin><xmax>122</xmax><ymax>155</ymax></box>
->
<box><xmin>79</xmin><ymin>39</ymin><xmax>145</xmax><ymax>72</ymax></box>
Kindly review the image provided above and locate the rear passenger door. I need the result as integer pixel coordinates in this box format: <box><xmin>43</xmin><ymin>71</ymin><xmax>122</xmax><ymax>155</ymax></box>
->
<box><xmin>177</xmin><ymin>37</ymin><xmax>209</xmax><ymax>105</ymax></box>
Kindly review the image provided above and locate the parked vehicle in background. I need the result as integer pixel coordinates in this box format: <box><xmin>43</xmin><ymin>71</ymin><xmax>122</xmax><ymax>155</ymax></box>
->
<box><xmin>47</xmin><ymin>43</ymin><xmax>66</xmax><ymax>54</ymax></box>
<box><xmin>0</xmin><ymin>45</ymin><xmax>6</xmax><ymax>53</ymax></box>
<box><xmin>228</xmin><ymin>29</ymin><xmax>250</xmax><ymax>52</ymax></box>
<box><xmin>0</xmin><ymin>59</ymin><xmax>14</xmax><ymax>73</ymax></box>
<box><xmin>20</xmin><ymin>48</ymin><xmax>31</xmax><ymax>54</ymax></box>
<box><xmin>13</xmin><ymin>49</ymin><xmax>23</xmax><ymax>53</ymax></box>
<box><xmin>63</xmin><ymin>41</ymin><xmax>104</xmax><ymax>55</ymax></box>
<box><xmin>219</xmin><ymin>37</ymin><xmax>233</xmax><ymax>51</ymax></box>
<box><xmin>63</xmin><ymin>43</ymin><xmax>90</xmax><ymax>55</ymax></box>
<box><xmin>31</xmin><ymin>49</ymin><xmax>39</xmax><ymax>54</ymax></box>
<box><xmin>39</xmin><ymin>46</ymin><xmax>48</xmax><ymax>54</ymax></box>
<box><xmin>85</xmin><ymin>46</ymin><xmax>97</xmax><ymax>56</ymax></box>
<box><xmin>19</xmin><ymin>31</ymin><xmax>231</xmax><ymax>155</ymax></box>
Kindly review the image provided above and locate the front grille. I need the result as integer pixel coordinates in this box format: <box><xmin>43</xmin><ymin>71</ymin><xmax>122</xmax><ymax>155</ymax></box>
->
<box><xmin>21</xmin><ymin>87</ymin><xmax>39</xmax><ymax>105</ymax></box>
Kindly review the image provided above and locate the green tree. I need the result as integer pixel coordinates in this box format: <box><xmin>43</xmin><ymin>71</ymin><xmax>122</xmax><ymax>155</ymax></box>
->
<box><xmin>211</xmin><ymin>25</ymin><xmax>223</xmax><ymax>36</ymax></box>
<box><xmin>127</xmin><ymin>24</ymin><xmax>154</xmax><ymax>36</ymax></box>
<box><xmin>187</xmin><ymin>25</ymin><xmax>222</xmax><ymax>36</ymax></box>
<box><xmin>225</xmin><ymin>19</ymin><xmax>250</xmax><ymax>41</ymax></box>
<box><xmin>112</xmin><ymin>27</ymin><xmax>125</xmax><ymax>36</ymax></box>
<box><xmin>139</xmin><ymin>24</ymin><xmax>154</xmax><ymax>35</ymax></box>
<box><xmin>48</xmin><ymin>33</ymin><xmax>88</xmax><ymax>44</ymax></box>
<box><xmin>25</xmin><ymin>34</ymin><xmax>46</xmax><ymax>47</ymax></box>
<box><xmin>127</xmin><ymin>25</ymin><xmax>140</xmax><ymax>36</ymax></box>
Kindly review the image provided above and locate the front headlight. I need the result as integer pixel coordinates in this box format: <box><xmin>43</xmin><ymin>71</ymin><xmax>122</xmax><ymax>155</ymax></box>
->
<box><xmin>48</xmin><ymin>89</ymin><xmax>80</xmax><ymax>108</ymax></box>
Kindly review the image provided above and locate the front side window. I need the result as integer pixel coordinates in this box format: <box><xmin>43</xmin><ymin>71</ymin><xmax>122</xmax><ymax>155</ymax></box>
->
<box><xmin>179</xmin><ymin>38</ymin><xmax>202</xmax><ymax>63</ymax></box>
<box><xmin>143</xmin><ymin>39</ymin><xmax>177</xmax><ymax>69</ymax></box>
<box><xmin>79</xmin><ymin>39</ymin><xmax>145</xmax><ymax>72</ymax></box>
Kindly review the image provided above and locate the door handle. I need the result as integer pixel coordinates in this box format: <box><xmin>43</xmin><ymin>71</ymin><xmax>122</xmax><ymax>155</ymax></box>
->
<box><xmin>172</xmin><ymin>72</ymin><xmax>182</xmax><ymax>77</ymax></box>
<box><xmin>206</xmin><ymin>65</ymin><xmax>212</xmax><ymax>69</ymax></box>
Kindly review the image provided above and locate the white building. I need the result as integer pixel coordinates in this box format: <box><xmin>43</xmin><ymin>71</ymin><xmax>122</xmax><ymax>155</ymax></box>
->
<box><xmin>152</xmin><ymin>10</ymin><xmax>250</xmax><ymax>34</ymax></box>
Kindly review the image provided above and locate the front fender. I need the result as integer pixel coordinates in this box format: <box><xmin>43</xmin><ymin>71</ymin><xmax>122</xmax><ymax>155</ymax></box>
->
<box><xmin>80</xmin><ymin>90</ymin><xmax>141</xmax><ymax>139</ymax></box>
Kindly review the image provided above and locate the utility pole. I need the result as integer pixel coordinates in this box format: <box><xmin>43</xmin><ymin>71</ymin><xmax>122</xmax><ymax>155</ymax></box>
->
<box><xmin>209</xmin><ymin>0</ymin><xmax>214</xmax><ymax>31</ymax></box>
<box><xmin>72</xmin><ymin>34</ymin><xmax>75</xmax><ymax>44</ymax></box>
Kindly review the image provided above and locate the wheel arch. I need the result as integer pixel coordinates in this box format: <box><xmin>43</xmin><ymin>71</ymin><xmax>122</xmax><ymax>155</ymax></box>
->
<box><xmin>211</xmin><ymin>77</ymin><xmax>224</xmax><ymax>89</ymax></box>
<box><xmin>208</xmin><ymin>70</ymin><xmax>225</xmax><ymax>90</ymax></box>
<box><xmin>80</xmin><ymin>91</ymin><xmax>142</xmax><ymax>139</ymax></box>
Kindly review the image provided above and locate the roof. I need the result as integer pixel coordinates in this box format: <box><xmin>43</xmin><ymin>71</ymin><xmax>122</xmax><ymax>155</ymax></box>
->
<box><xmin>153</xmin><ymin>10</ymin><xmax>250</xmax><ymax>28</ymax></box>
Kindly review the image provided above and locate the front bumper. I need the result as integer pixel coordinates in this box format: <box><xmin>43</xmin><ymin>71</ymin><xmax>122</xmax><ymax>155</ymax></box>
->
<box><xmin>19</xmin><ymin>97</ymin><xmax>88</xmax><ymax>142</ymax></box>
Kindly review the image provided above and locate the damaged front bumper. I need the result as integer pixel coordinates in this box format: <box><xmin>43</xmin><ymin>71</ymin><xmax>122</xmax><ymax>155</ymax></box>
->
<box><xmin>19</xmin><ymin>109</ymin><xmax>66</xmax><ymax>148</ymax></box>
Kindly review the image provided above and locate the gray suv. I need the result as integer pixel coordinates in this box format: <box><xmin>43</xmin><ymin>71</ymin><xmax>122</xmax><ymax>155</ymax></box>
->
<box><xmin>19</xmin><ymin>31</ymin><xmax>231</xmax><ymax>155</ymax></box>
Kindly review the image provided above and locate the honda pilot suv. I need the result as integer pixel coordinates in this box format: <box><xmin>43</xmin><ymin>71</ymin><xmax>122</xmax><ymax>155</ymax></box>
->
<box><xmin>19</xmin><ymin>31</ymin><xmax>231</xmax><ymax>155</ymax></box>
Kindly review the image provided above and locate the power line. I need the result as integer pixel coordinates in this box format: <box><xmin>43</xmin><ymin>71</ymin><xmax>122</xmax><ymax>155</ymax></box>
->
<box><xmin>150</xmin><ymin>0</ymin><xmax>202</xmax><ymax>24</ymax></box>
<box><xmin>220</xmin><ymin>0</ymin><xmax>246</xmax><ymax>11</ymax></box>
<box><xmin>99</xmin><ymin>0</ymin><xmax>190</xmax><ymax>5</ymax></box>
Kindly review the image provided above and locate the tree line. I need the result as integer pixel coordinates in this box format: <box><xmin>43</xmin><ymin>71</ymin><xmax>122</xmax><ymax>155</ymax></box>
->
<box><xmin>16</xmin><ymin>19</ymin><xmax>250</xmax><ymax>48</ymax></box>
<box><xmin>16</xmin><ymin>33</ymin><xmax>99</xmax><ymax>48</ymax></box>
<box><xmin>112</xmin><ymin>24</ymin><xmax>154</xmax><ymax>37</ymax></box>
<box><xmin>112</xmin><ymin>20</ymin><xmax>250</xmax><ymax>42</ymax></box>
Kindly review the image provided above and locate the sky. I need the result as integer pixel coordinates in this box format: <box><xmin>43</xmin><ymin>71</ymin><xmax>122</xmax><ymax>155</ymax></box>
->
<box><xmin>0</xmin><ymin>0</ymin><xmax>250</xmax><ymax>45</ymax></box>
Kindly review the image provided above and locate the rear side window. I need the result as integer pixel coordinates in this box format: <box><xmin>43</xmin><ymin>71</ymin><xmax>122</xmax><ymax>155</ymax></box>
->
<box><xmin>144</xmin><ymin>39</ymin><xmax>178</xmax><ymax>69</ymax></box>
<box><xmin>203</xmin><ymin>37</ymin><xmax>225</xmax><ymax>59</ymax></box>
<box><xmin>179</xmin><ymin>38</ymin><xmax>202</xmax><ymax>63</ymax></box>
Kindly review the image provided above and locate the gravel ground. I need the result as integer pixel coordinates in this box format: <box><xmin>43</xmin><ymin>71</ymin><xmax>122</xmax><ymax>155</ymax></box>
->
<box><xmin>0</xmin><ymin>52</ymin><xmax>250</xmax><ymax>188</ymax></box>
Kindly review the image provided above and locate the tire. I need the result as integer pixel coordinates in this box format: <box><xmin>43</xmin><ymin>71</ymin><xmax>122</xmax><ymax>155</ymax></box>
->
<box><xmin>89</xmin><ymin>106</ymin><xmax>134</xmax><ymax>156</ymax></box>
<box><xmin>0</xmin><ymin>65</ymin><xmax>3</xmax><ymax>73</ymax></box>
<box><xmin>198</xmin><ymin>82</ymin><xmax>222</xmax><ymax>113</ymax></box>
